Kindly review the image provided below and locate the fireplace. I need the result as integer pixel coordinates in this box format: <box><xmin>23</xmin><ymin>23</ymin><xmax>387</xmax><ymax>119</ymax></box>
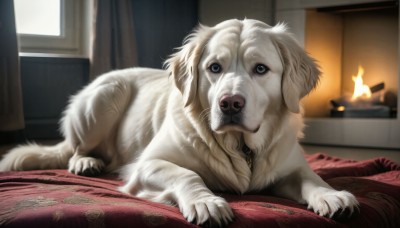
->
<box><xmin>276</xmin><ymin>0</ymin><xmax>400</xmax><ymax>149</ymax></box>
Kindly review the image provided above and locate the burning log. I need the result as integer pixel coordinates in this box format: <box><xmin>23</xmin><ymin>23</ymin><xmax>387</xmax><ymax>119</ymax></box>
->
<box><xmin>330</xmin><ymin>82</ymin><xmax>385</xmax><ymax>108</ymax></box>
<box><xmin>330</xmin><ymin>66</ymin><xmax>396</xmax><ymax>118</ymax></box>
<box><xmin>330</xmin><ymin>82</ymin><xmax>391</xmax><ymax>118</ymax></box>
<box><xmin>370</xmin><ymin>82</ymin><xmax>385</xmax><ymax>93</ymax></box>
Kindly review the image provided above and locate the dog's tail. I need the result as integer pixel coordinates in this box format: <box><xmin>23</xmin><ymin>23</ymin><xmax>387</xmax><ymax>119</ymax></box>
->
<box><xmin>0</xmin><ymin>141</ymin><xmax>74</xmax><ymax>171</ymax></box>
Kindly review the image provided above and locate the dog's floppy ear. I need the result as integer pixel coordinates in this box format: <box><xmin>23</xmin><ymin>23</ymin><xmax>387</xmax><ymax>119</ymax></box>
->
<box><xmin>165</xmin><ymin>25</ymin><xmax>214</xmax><ymax>107</ymax></box>
<box><xmin>271</xmin><ymin>24</ymin><xmax>321</xmax><ymax>113</ymax></box>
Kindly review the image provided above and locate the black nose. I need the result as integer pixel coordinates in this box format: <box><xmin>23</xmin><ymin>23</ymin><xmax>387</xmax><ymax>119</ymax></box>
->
<box><xmin>219</xmin><ymin>95</ymin><xmax>245</xmax><ymax>115</ymax></box>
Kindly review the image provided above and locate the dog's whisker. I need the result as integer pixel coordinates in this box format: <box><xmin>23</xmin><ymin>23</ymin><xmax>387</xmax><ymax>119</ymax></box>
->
<box><xmin>199</xmin><ymin>108</ymin><xmax>211</xmax><ymax>123</ymax></box>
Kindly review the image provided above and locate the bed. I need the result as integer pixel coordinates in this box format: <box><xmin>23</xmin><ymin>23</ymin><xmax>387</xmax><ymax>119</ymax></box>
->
<box><xmin>0</xmin><ymin>153</ymin><xmax>399</xmax><ymax>227</ymax></box>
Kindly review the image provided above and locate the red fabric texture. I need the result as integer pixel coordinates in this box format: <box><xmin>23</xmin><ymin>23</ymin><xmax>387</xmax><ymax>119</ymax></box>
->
<box><xmin>0</xmin><ymin>153</ymin><xmax>399</xmax><ymax>227</ymax></box>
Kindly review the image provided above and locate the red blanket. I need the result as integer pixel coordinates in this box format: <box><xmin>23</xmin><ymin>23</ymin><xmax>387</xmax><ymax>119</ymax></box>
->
<box><xmin>0</xmin><ymin>153</ymin><xmax>399</xmax><ymax>227</ymax></box>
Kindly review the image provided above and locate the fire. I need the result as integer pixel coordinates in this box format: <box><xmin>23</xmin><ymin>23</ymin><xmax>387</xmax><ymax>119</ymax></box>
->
<box><xmin>351</xmin><ymin>65</ymin><xmax>371</xmax><ymax>100</ymax></box>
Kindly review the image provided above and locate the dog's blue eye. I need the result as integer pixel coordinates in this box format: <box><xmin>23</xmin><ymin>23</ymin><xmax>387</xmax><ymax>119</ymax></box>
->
<box><xmin>254</xmin><ymin>64</ymin><xmax>269</xmax><ymax>75</ymax></box>
<box><xmin>209</xmin><ymin>63</ymin><xmax>222</xmax><ymax>73</ymax></box>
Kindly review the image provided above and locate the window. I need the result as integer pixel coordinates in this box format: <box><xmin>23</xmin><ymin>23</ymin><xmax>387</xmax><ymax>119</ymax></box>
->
<box><xmin>15</xmin><ymin>0</ymin><xmax>61</xmax><ymax>36</ymax></box>
<box><xmin>14</xmin><ymin>0</ymin><xmax>83</xmax><ymax>55</ymax></box>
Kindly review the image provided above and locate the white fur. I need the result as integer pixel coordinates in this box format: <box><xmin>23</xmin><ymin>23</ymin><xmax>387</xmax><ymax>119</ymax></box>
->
<box><xmin>0</xmin><ymin>19</ymin><xmax>358</xmax><ymax>226</ymax></box>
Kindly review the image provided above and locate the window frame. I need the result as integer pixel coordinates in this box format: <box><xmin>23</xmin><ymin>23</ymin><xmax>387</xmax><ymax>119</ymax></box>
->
<box><xmin>17</xmin><ymin>0</ymin><xmax>82</xmax><ymax>55</ymax></box>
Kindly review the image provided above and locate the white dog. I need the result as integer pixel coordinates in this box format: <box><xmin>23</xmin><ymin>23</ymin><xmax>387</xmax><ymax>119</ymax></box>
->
<box><xmin>0</xmin><ymin>19</ymin><xmax>358</xmax><ymax>226</ymax></box>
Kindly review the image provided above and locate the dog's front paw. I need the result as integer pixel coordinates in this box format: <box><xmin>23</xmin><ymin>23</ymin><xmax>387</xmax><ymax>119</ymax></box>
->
<box><xmin>307</xmin><ymin>187</ymin><xmax>359</xmax><ymax>220</ymax></box>
<box><xmin>68</xmin><ymin>156</ymin><xmax>105</xmax><ymax>176</ymax></box>
<box><xmin>180</xmin><ymin>195</ymin><xmax>233</xmax><ymax>227</ymax></box>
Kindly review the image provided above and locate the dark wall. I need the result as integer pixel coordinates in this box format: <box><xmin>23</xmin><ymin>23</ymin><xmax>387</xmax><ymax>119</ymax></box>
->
<box><xmin>132</xmin><ymin>0</ymin><xmax>198</xmax><ymax>68</ymax></box>
<box><xmin>20</xmin><ymin>56</ymin><xmax>89</xmax><ymax>139</ymax></box>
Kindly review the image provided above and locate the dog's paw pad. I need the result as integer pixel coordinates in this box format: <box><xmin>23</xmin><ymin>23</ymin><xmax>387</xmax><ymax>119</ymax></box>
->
<box><xmin>331</xmin><ymin>206</ymin><xmax>360</xmax><ymax>221</ymax></box>
<box><xmin>69</xmin><ymin>157</ymin><xmax>105</xmax><ymax>176</ymax></box>
<box><xmin>80</xmin><ymin>166</ymin><xmax>102</xmax><ymax>177</ymax></box>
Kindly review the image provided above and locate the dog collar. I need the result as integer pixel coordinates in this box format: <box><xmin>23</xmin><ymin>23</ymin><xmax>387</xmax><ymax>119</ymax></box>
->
<box><xmin>242</xmin><ymin>144</ymin><xmax>254</xmax><ymax>171</ymax></box>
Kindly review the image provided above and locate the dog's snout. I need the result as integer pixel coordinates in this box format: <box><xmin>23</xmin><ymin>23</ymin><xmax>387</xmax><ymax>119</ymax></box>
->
<box><xmin>219</xmin><ymin>95</ymin><xmax>245</xmax><ymax>114</ymax></box>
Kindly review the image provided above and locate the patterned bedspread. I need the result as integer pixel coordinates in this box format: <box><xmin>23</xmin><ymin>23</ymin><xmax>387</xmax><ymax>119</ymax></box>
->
<box><xmin>0</xmin><ymin>153</ymin><xmax>399</xmax><ymax>227</ymax></box>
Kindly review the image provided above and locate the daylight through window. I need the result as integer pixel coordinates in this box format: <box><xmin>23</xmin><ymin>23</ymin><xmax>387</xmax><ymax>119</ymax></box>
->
<box><xmin>13</xmin><ymin>0</ymin><xmax>83</xmax><ymax>55</ymax></box>
<box><xmin>14</xmin><ymin>0</ymin><xmax>61</xmax><ymax>36</ymax></box>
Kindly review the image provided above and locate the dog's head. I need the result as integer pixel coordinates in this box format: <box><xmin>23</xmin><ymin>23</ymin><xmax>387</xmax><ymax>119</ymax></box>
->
<box><xmin>166</xmin><ymin>19</ymin><xmax>320</xmax><ymax>134</ymax></box>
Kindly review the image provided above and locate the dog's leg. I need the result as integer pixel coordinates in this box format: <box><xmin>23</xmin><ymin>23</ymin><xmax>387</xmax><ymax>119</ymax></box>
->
<box><xmin>63</xmin><ymin>77</ymin><xmax>132</xmax><ymax>176</ymax></box>
<box><xmin>120</xmin><ymin>159</ymin><xmax>234</xmax><ymax>226</ymax></box>
<box><xmin>272</xmin><ymin>164</ymin><xmax>359</xmax><ymax>220</ymax></box>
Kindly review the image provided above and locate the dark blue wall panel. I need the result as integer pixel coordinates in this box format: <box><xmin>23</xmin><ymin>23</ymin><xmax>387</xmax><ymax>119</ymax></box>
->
<box><xmin>132</xmin><ymin>0</ymin><xmax>198</xmax><ymax>68</ymax></box>
<box><xmin>20</xmin><ymin>56</ymin><xmax>89</xmax><ymax>139</ymax></box>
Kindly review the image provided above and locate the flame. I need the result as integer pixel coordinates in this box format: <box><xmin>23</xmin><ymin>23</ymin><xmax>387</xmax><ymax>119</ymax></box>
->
<box><xmin>351</xmin><ymin>65</ymin><xmax>371</xmax><ymax>100</ymax></box>
<box><xmin>337</xmin><ymin>106</ymin><xmax>345</xmax><ymax>111</ymax></box>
